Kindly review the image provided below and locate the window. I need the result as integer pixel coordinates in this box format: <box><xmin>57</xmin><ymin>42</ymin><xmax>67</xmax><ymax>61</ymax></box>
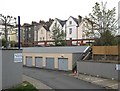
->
<box><xmin>55</xmin><ymin>22</ymin><xmax>57</xmax><ymax>27</ymax></box>
<box><xmin>69</xmin><ymin>21</ymin><xmax>72</xmax><ymax>25</ymax></box>
<box><xmin>0</xmin><ymin>32</ymin><xmax>2</xmax><ymax>36</ymax></box>
<box><xmin>41</xmin><ymin>30</ymin><xmax>43</xmax><ymax>34</ymax></box>
<box><xmin>29</xmin><ymin>34</ymin><xmax>31</xmax><ymax>38</ymax></box>
<box><xmin>29</xmin><ymin>28</ymin><xmax>31</xmax><ymax>30</ymax></box>
<box><xmin>40</xmin><ymin>37</ymin><xmax>42</xmax><ymax>40</ymax></box>
<box><xmin>69</xmin><ymin>28</ymin><xmax>72</xmax><ymax>34</ymax></box>
<box><xmin>9</xmin><ymin>37</ymin><xmax>10</xmax><ymax>41</ymax></box>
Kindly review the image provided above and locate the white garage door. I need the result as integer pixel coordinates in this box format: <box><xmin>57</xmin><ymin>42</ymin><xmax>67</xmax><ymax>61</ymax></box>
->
<box><xmin>46</xmin><ymin>58</ymin><xmax>54</xmax><ymax>69</ymax></box>
<box><xmin>58</xmin><ymin>58</ymin><xmax>68</xmax><ymax>71</ymax></box>
<box><xmin>26</xmin><ymin>56</ymin><xmax>32</xmax><ymax>67</ymax></box>
<box><xmin>35</xmin><ymin>57</ymin><xmax>43</xmax><ymax>68</ymax></box>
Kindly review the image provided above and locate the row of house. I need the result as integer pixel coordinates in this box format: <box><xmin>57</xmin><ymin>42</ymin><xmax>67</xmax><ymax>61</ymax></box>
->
<box><xmin>0</xmin><ymin>15</ymin><xmax>94</xmax><ymax>46</ymax></box>
<box><xmin>21</xmin><ymin>16</ymin><xmax>94</xmax><ymax>46</ymax></box>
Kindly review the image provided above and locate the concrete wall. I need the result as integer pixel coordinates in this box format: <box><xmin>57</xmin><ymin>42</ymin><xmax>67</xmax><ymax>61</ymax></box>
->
<box><xmin>23</xmin><ymin>53</ymin><xmax>73</xmax><ymax>70</ymax></box>
<box><xmin>2</xmin><ymin>49</ymin><xmax>22</xmax><ymax>89</ymax></box>
<box><xmin>77</xmin><ymin>61</ymin><xmax>119</xmax><ymax>80</ymax></box>
<box><xmin>72</xmin><ymin>53</ymin><xmax>82</xmax><ymax>68</ymax></box>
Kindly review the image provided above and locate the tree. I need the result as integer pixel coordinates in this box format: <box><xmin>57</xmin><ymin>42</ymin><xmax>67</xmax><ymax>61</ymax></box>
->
<box><xmin>0</xmin><ymin>14</ymin><xmax>17</xmax><ymax>48</ymax></box>
<box><xmin>85</xmin><ymin>2</ymin><xmax>118</xmax><ymax>46</ymax></box>
<box><xmin>52</xmin><ymin>25</ymin><xmax>66</xmax><ymax>46</ymax></box>
<box><xmin>1</xmin><ymin>38</ymin><xmax>7</xmax><ymax>47</ymax></box>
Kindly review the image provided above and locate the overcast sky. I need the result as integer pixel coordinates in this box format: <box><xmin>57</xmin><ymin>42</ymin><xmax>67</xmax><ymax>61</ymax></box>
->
<box><xmin>0</xmin><ymin>0</ymin><xmax>119</xmax><ymax>24</ymax></box>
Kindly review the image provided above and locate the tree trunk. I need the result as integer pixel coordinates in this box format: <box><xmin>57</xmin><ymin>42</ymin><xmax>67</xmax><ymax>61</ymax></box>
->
<box><xmin>4</xmin><ymin>20</ymin><xmax>8</xmax><ymax>48</ymax></box>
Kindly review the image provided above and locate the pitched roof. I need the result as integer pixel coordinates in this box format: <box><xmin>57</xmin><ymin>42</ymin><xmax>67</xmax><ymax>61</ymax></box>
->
<box><xmin>70</xmin><ymin>16</ymin><xmax>79</xmax><ymax>25</ymax></box>
<box><xmin>56</xmin><ymin>18</ymin><xmax>67</xmax><ymax>27</ymax></box>
<box><xmin>22</xmin><ymin>23</ymin><xmax>32</xmax><ymax>27</ymax></box>
<box><xmin>43</xmin><ymin>25</ymin><xmax>49</xmax><ymax>31</ymax></box>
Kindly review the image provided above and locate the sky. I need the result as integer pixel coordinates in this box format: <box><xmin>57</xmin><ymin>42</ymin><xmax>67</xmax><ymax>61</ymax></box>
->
<box><xmin>0</xmin><ymin>0</ymin><xmax>119</xmax><ymax>24</ymax></box>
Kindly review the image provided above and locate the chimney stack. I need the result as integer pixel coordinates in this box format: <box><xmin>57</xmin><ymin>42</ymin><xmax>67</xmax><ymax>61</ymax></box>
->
<box><xmin>78</xmin><ymin>15</ymin><xmax>82</xmax><ymax>23</ymax></box>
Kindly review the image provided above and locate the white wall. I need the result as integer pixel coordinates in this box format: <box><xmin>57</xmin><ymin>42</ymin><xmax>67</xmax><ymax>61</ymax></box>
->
<box><xmin>49</xmin><ymin>19</ymin><xmax>63</xmax><ymax>32</ymax></box>
<box><xmin>64</xmin><ymin>17</ymin><xmax>78</xmax><ymax>40</ymax></box>
<box><xmin>49</xmin><ymin>19</ymin><xmax>64</xmax><ymax>41</ymax></box>
<box><xmin>38</xmin><ymin>27</ymin><xmax>47</xmax><ymax>41</ymax></box>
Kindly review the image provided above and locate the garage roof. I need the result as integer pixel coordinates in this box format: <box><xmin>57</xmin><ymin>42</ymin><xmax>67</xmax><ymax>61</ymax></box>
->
<box><xmin>23</xmin><ymin>46</ymin><xmax>90</xmax><ymax>53</ymax></box>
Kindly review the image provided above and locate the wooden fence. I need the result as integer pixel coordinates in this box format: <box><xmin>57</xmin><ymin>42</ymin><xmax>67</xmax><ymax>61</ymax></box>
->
<box><xmin>92</xmin><ymin>46</ymin><xmax>119</xmax><ymax>61</ymax></box>
<box><xmin>92</xmin><ymin>46</ymin><xmax>119</xmax><ymax>55</ymax></box>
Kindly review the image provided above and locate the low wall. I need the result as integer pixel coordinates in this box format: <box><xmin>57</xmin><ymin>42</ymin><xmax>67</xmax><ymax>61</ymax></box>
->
<box><xmin>77</xmin><ymin>61</ymin><xmax>119</xmax><ymax>80</ymax></box>
<box><xmin>1</xmin><ymin>49</ymin><xmax>22</xmax><ymax>89</ymax></box>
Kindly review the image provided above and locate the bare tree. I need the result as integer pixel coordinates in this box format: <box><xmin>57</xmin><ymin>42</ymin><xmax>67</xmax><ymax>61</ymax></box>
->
<box><xmin>84</xmin><ymin>2</ymin><xmax>118</xmax><ymax>46</ymax></box>
<box><xmin>0</xmin><ymin>14</ymin><xmax>17</xmax><ymax>48</ymax></box>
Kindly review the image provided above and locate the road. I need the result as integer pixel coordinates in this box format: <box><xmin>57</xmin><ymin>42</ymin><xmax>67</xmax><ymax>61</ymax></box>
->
<box><xmin>23</xmin><ymin>67</ymin><xmax>107</xmax><ymax>89</ymax></box>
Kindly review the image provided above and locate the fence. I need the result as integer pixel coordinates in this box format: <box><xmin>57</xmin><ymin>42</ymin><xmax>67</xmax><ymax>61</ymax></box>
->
<box><xmin>92</xmin><ymin>46</ymin><xmax>118</xmax><ymax>55</ymax></box>
<box><xmin>92</xmin><ymin>46</ymin><xmax>119</xmax><ymax>61</ymax></box>
<box><xmin>21</xmin><ymin>39</ymin><xmax>94</xmax><ymax>47</ymax></box>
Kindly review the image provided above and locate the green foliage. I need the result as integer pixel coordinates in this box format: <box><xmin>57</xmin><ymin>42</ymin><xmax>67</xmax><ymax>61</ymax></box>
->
<box><xmin>1</xmin><ymin>39</ymin><xmax>17</xmax><ymax>47</ymax></box>
<box><xmin>52</xmin><ymin>25</ymin><xmax>66</xmax><ymax>46</ymax></box>
<box><xmin>2</xmin><ymin>38</ymin><xmax>7</xmax><ymax>47</ymax></box>
<box><xmin>94</xmin><ymin>30</ymin><xmax>117</xmax><ymax>46</ymax></box>
<box><xmin>3</xmin><ymin>81</ymin><xmax>38</xmax><ymax>91</ymax></box>
<box><xmin>9</xmin><ymin>41</ymin><xmax>17</xmax><ymax>47</ymax></box>
<box><xmin>86</xmin><ymin>2</ymin><xmax>118</xmax><ymax>46</ymax></box>
<box><xmin>116</xmin><ymin>36</ymin><xmax>120</xmax><ymax>45</ymax></box>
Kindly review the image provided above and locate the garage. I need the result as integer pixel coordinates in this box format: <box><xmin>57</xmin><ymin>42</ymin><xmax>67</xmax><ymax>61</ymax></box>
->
<box><xmin>58</xmin><ymin>58</ymin><xmax>68</xmax><ymax>71</ymax></box>
<box><xmin>35</xmin><ymin>57</ymin><xmax>43</xmax><ymax>68</ymax></box>
<box><xmin>46</xmin><ymin>58</ymin><xmax>54</xmax><ymax>69</ymax></box>
<box><xmin>26</xmin><ymin>56</ymin><xmax>32</xmax><ymax>67</ymax></box>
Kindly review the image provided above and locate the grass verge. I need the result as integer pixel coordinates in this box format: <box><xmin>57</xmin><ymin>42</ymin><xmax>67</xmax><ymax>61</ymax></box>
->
<box><xmin>2</xmin><ymin>81</ymin><xmax>38</xmax><ymax>91</ymax></box>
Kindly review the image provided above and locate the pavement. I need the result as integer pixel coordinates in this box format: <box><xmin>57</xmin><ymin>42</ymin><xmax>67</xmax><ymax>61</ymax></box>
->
<box><xmin>22</xmin><ymin>75</ymin><xmax>52</xmax><ymax>89</ymax></box>
<box><xmin>69</xmin><ymin>73</ymin><xmax>119</xmax><ymax>90</ymax></box>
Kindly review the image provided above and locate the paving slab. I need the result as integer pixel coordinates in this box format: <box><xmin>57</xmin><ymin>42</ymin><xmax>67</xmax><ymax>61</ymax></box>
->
<box><xmin>70</xmin><ymin>73</ymin><xmax>119</xmax><ymax>90</ymax></box>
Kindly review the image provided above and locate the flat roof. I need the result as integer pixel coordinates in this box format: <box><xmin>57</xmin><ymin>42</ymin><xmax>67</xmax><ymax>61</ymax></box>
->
<box><xmin>23</xmin><ymin>46</ymin><xmax>90</xmax><ymax>53</ymax></box>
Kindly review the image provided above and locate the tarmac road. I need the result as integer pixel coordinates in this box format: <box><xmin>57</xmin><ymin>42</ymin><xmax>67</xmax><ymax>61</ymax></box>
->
<box><xmin>23</xmin><ymin>67</ymin><xmax>107</xmax><ymax>90</ymax></box>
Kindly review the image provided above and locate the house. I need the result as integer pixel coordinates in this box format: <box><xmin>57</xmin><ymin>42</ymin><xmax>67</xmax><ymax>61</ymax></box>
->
<box><xmin>78</xmin><ymin>18</ymin><xmax>100</xmax><ymax>44</ymax></box>
<box><xmin>78</xmin><ymin>18</ymin><xmax>95</xmax><ymax>39</ymax></box>
<box><xmin>22</xmin><ymin>23</ymin><xmax>34</xmax><ymax>46</ymax></box>
<box><xmin>63</xmin><ymin>16</ymin><xmax>82</xmax><ymax>41</ymax></box>
<box><xmin>8</xmin><ymin>28</ymin><xmax>18</xmax><ymax>42</ymax></box>
<box><xmin>0</xmin><ymin>25</ymin><xmax>5</xmax><ymax>40</ymax></box>
<box><xmin>0</xmin><ymin>25</ymin><xmax>18</xmax><ymax>42</ymax></box>
<box><xmin>23</xmin><ymin>46</ymin><xmax>90</xmax><ymax>71</ymax></box>
<box><xmin>31</xmin><ymin>21</ymin><xmax>40</xmax><ymax>42</ymax></box>
<box><xmin>49</xmin><ymin>18</ymin><xmax>66</xmax><ymax>40</ymax></box>
<box><xmin>33</xmin><ymin>19</ymin><xmax>54</xmax><ymax>46</ymax></box>
<box><xmin>37</xmin><ymin>25</ymin><xmax>51</xmax><ymax>45</ymax></box>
